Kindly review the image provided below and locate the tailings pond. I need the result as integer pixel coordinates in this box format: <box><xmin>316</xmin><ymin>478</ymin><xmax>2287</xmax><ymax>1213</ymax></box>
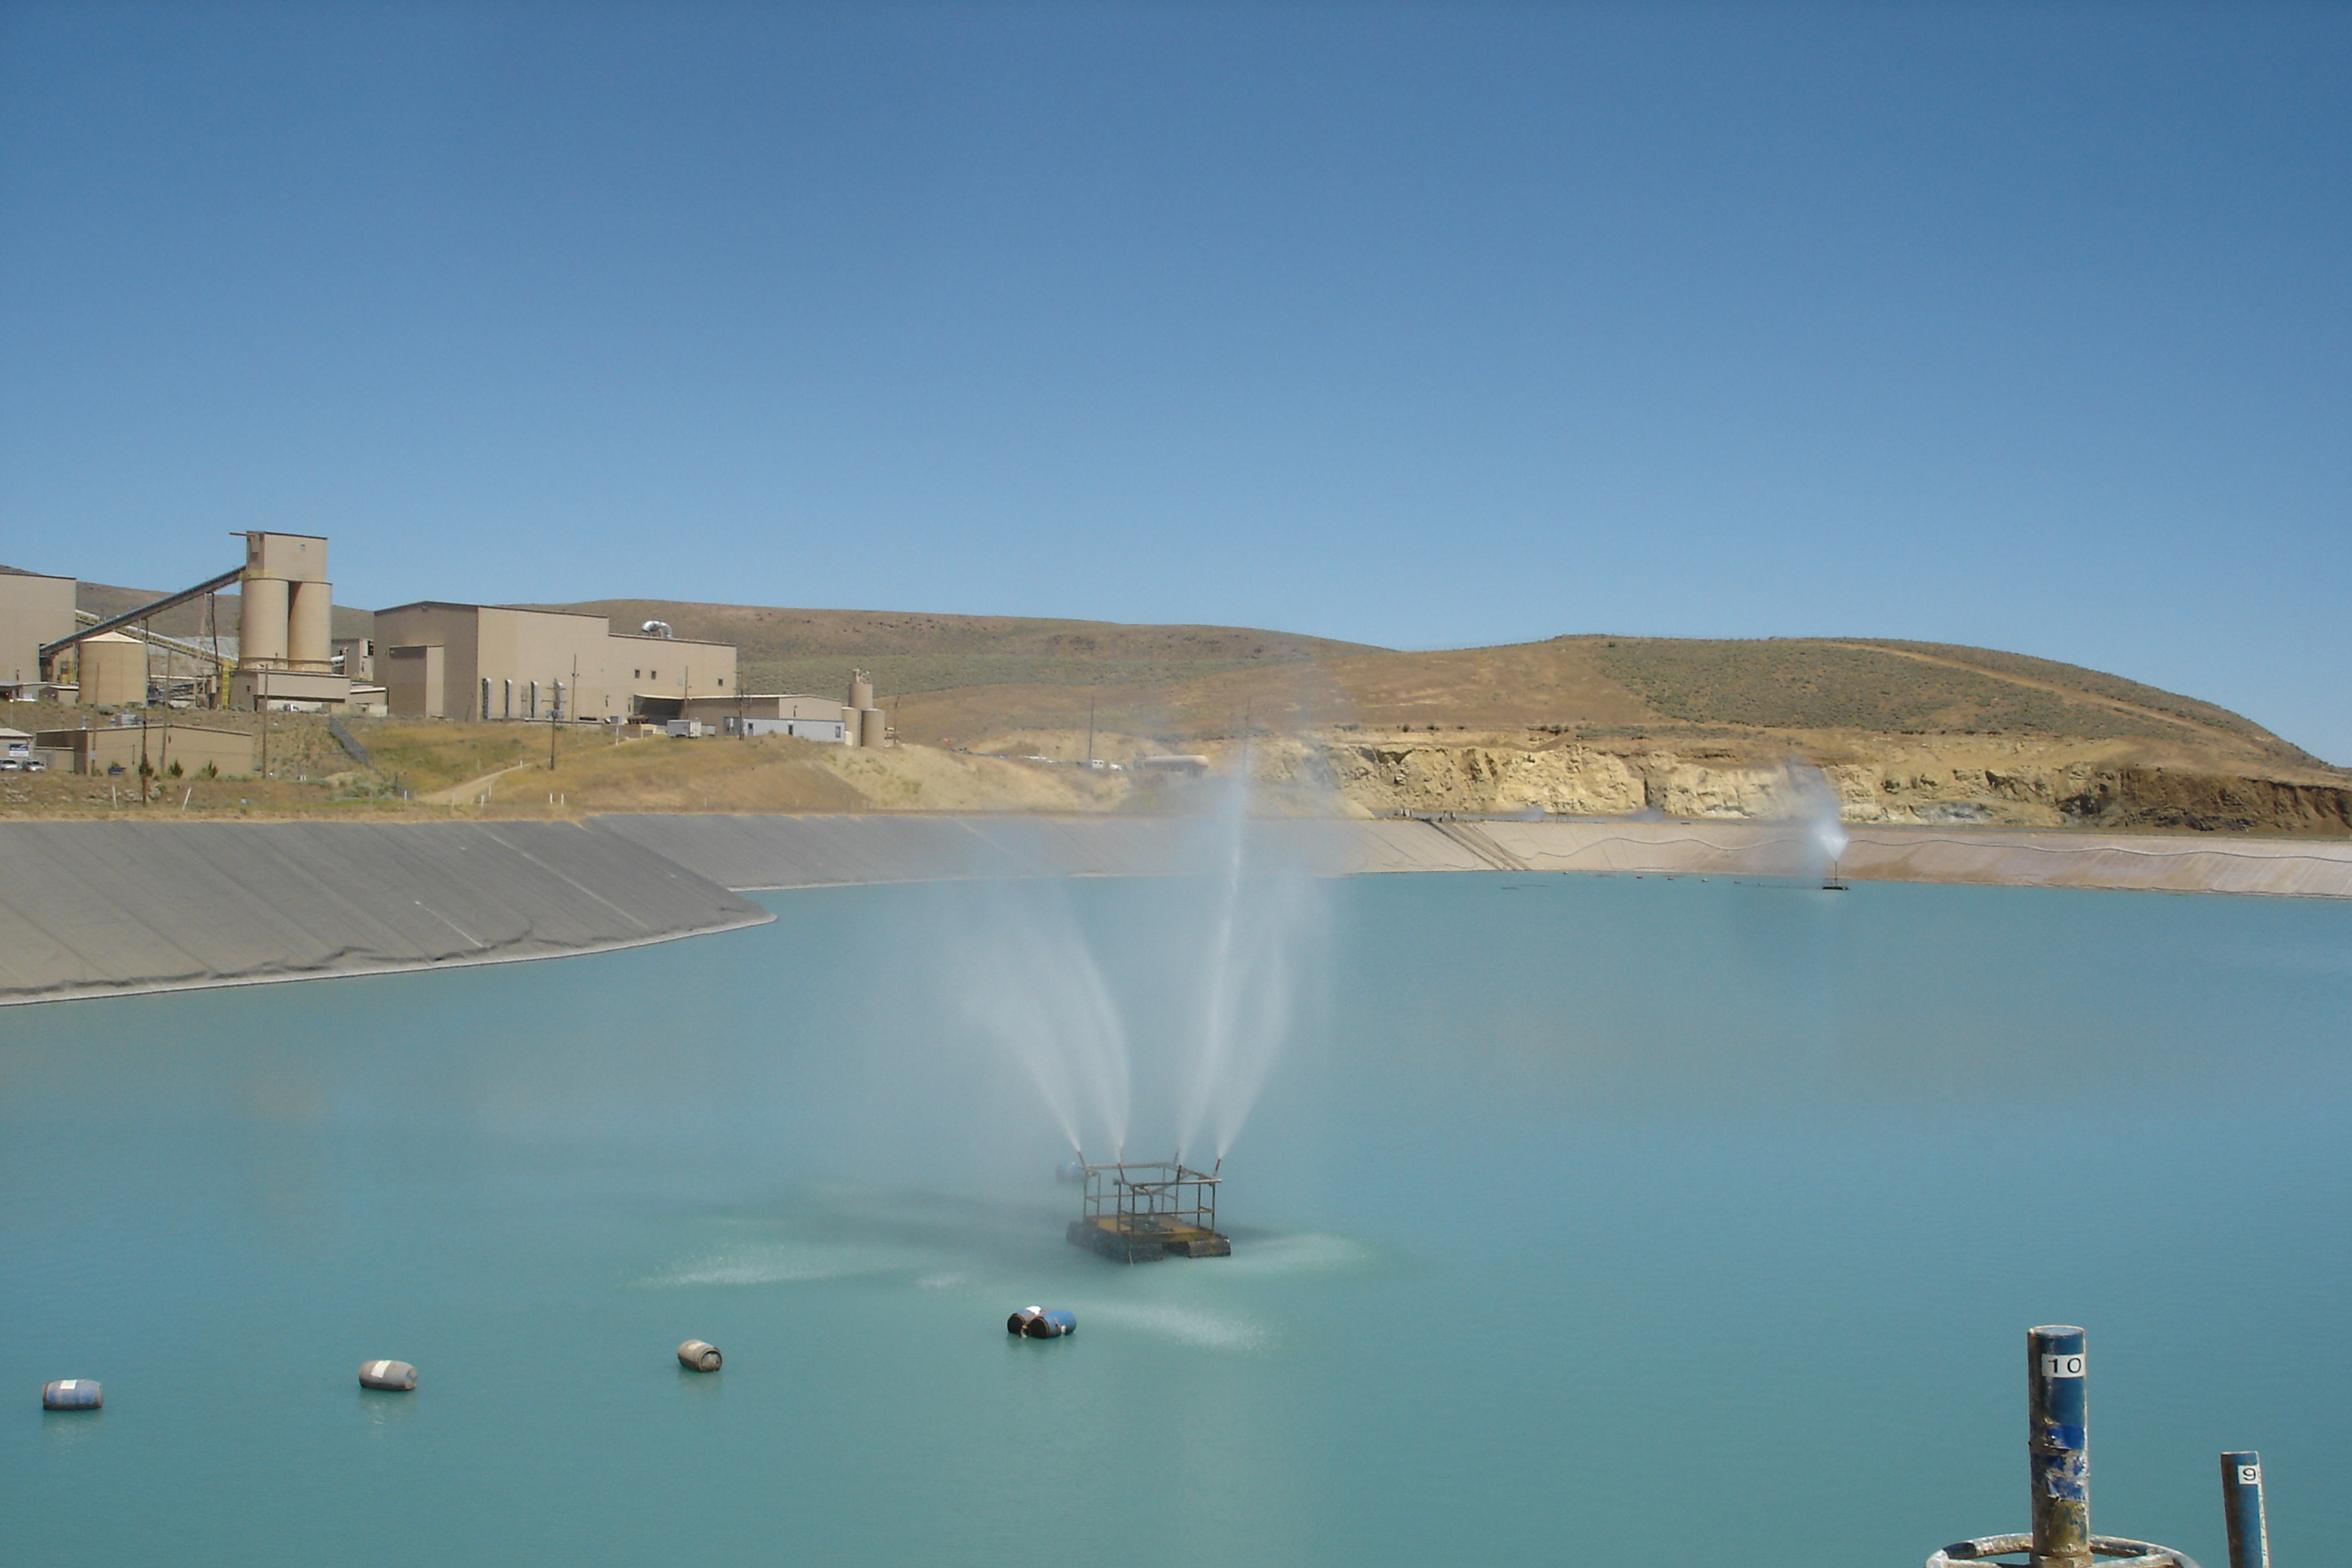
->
<box><xmin>5</xmin><ymin>874</ymin><xmax>2348</xmax><ymax>1566</ymax></box>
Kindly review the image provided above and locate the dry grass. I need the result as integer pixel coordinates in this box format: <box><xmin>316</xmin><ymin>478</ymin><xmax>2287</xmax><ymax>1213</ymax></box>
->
<box><xmin>348</xmin><ymin>718</ymin><xmax>617</xmax><ymax>795</ymax></box>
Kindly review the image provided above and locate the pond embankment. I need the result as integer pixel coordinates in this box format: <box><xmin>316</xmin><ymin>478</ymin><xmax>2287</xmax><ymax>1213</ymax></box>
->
<box><xmin>591</xmin><ymin>813</ymin><xmax>2352</xmax><ymax>897</ymax></box>
<box><xmin>0</xmin><ymin>819</ymin><xmax>771</xmax><ymax>1006</ymax></box>
<box><xmin>5</xmin><ymin>814</ymin><xmax>2347</xmax><ymax>1005</ymax></box>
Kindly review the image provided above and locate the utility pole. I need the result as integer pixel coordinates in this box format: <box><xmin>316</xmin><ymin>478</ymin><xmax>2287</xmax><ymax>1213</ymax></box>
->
<box><xmin>1086</xmin><ymin>691</ymin><xmax>1096</xmax><ymax>769</ymax></box>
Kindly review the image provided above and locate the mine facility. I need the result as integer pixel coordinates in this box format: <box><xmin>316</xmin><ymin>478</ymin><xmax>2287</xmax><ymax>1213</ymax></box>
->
<box><xmin>0</xmin><ymin>530</ymin><xmax>892</xmax><ymax>769</ymax></box>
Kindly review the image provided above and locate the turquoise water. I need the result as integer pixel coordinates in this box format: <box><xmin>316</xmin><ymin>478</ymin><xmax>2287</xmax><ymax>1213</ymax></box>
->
<box><xmin>4</xmin><ymin>873</ymin><xmax>2349</xmax><ymax>1567</ymax></box>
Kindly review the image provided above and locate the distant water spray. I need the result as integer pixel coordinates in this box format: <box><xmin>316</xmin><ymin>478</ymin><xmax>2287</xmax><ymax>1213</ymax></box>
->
<box><xmin>1173</xmin><ymin>765</ymin><xmax>1328</xmax><ymax>1163</ymax></box>
<box><xmin>1780</xmin><ymin>760</ymin><xmax>1850</xmax><ymax>883</ymax></box>
<box><xmin>946</xmin><ymin>881</ymin><xmax>1131</xmax><ymax>1154</ymax></box>
<box><xmin>936</xmin><ymin>747</ymin><xmax>1331</xmax><ymax>1169</ymax></box>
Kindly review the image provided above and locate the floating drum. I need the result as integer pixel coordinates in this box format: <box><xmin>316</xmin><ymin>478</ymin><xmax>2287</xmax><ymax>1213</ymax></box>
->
<box><xmin>358</xmin><ymin>1359</ymin><xmax>417</xmax><ymax>1392</ymax></box>
<box><xmin>677</xmin><ymin>1340</ymin><xmax>722</xmax><ymax>1372</ymax></box>
<box><xmin>43</xmin><ymin>1379</ymin><xmax>102</xmax><ymax>1410</ymax></box>
<box><xmin>1054</xmin><ymin>1161</ymin><xmax>1085</xmax><ymax>1184</ymax></box>
<box><xmin>1007</xmin><ymin>1306</ymin><xmax>1075</xmax><ymax>1339</ymax></box>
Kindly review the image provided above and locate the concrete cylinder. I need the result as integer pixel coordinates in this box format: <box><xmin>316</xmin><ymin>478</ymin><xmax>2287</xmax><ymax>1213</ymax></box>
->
<box><xmin>288</xmin><ymin>580</ymin><xmax>333</xmax><ymax>671</ymax></box>
<box><xmin>78</xmin><ymin>634</ymin><xmax>146</xmax><ymax>706</ymax></box>
<box><xmin>858</xmin><ymin>708</ymin><xmax>887</xmax><ymax>749</ymax></box>
<box><xmin>677</xmin><ymin>1340</ymin><xmax>722</xmax><ymax>1372</ymax></box>
<box><xmin>849</xmin><ymin>673</ymin><xmax>874</xmax><ymax>710</ymax></box>
<box><xmin>841</xmin><ymin>705</ymin><xmax>861</xmax><ymax>746</ymax></box>
<box><xmin>240</xmin><ymin>576</ymin><xmax>289</xmax><ymax>667</ymax></box>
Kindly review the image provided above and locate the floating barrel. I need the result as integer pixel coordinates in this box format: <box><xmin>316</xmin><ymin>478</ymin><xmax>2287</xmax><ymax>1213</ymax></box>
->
<box><xmin>358</xmin><ymin>1359</ymin><xmax>417</xmax><ymax>1391</ymax></box>
<box><xmin>1054</xmin><ymin>1161</ymin><xmax>1086</xmax><ymax>1184</ymax></box>
<box><xmin>43</xmin><ymin>1379</ymin><xmax>102</xmax><ymax>1410</ymax></box>
<box><xmin>1007</xmin><ymin>1306</ymin><xmax>1075</xmax><ymax>1338</ymax></box>
<box><xmin>677</xmin><ymin>1340</ymin><xmax>722</xmax><ymax>1372</ymax></box>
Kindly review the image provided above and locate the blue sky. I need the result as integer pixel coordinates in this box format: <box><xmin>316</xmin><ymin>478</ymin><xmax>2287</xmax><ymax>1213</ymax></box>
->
<box><xmin>2</xmin><ymin>2</ymin><xmax>2346</xmax><ymax>759</ymax></box>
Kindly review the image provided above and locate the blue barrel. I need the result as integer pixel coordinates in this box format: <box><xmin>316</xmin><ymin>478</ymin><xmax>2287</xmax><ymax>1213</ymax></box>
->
<box><xmin>358</xmin><ymin>1359</ymin><xmax>417</xmax><ymax>1391</ymax></box>
<box><xmin>42</xmin><ymin>1379</ymin><xmax>102</xmax><ymax>1410</ymax></box>
<box><xmin>1054</xmin><ymin>1161</ymin><xmax>1086</xmax><ymax>1184</ymax></box>
<box><xmin>1037</xmin><ymin>1309</ymin><xmax>1076</xmax><ymax>1338</ymax></box>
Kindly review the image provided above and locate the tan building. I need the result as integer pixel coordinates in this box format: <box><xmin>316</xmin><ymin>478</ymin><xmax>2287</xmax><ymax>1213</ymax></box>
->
<box><xmin>660</xmin><ymin>692</ymin><xmax>852</xmax><ymax>741</ymax></box>
<box><xmin>36</xmin><ymin>722</ymin><xmax>256</xmax><ymax>778</ymax></box>
<box><xmin>373</xmin><ymin>602</ymin><xmax>737</xmax><ymax>721</ymax></box>
<box><xmin>0</xmin><ymin>569</ymin><xmax>78</xmax><ymax>697</ymax></box>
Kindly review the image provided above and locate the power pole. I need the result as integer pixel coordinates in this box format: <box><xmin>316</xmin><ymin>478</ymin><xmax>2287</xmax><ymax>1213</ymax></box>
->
<box><xmin>1086</xmin><ymin>691</ymin><xmax>1096</xmax><ymax>768</ymax></box>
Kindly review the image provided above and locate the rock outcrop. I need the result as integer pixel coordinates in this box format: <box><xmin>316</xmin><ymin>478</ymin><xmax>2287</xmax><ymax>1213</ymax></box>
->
<box><xmin>1272</xmin><ymin>738</ymin><xmax>2352</xmax><ymax>836</ymax></box>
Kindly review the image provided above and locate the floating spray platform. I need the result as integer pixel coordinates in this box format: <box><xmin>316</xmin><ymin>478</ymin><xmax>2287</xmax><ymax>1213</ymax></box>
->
<box><xmin>1065</xmin><ymin>1159</ymin><xmax>1230</xmax><ymax>1262</ymax></box>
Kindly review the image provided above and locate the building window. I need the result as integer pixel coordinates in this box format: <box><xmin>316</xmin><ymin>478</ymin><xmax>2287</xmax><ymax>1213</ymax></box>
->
<box><xmin>633</xmin><ymin>669</ymin><xmax>641</xmax><ymax>680</ymax></box>
<box><xmin>718</xmin><ymin>676</ymin><xmax>726</xmax><ymax>688</ymax></box>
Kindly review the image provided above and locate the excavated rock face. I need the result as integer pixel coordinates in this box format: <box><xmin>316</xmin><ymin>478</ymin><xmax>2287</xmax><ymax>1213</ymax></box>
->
<box><xmin>1319</xmin><ymin>743</ymin><xmax>1643</xmax><ymax>817</ymax></box>
<box><xmin>2060</xmin><ymin>769</ymin><xmax>2352</xmax><ymax>834</ymax></box>
<box><xmin>1299</xmin><ymin>740</ymin><xmax>2352</xmax><ymax>835</ymax></box>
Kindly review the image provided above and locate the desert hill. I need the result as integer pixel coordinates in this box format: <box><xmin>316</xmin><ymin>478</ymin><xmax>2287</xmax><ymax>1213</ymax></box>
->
<box><xmin>527</xmin><ymin>598</ymin><xmax>1383</xmax><ymax>701</ymax></box>
<box><xmin>7</xmin><ymin>574</ymin><xmax>2339</xmax><ymax>832</ymax></box>
<box><xmin>540</xmin><ymin>598</ymin><xmax>2318</xmax><ymax>760</ymax></box>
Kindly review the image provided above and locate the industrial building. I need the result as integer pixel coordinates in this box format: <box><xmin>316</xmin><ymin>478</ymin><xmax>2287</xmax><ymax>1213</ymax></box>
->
<box><xmin>226</xmin><ymin>531</ymin><xmax>350</xmax><ymax>710</ymax></box>
<box><xmin>645</xmin><ymin>669</ymin><xmax>888</xmax><ymax>746</ymax></box>
<box><xmin>6</xmin><ymin>531</ymin><xmax>372</xmax><ymax>712</ymax></box>
<box><xmin>651</xmin><ymin>692</ymin><xmax>849</xmax><ymax>740</ymax></box>
<box><xmin>372</xmin><ymin>602</ymin><xmax>739</xmax><ymax>722</ymax></box>
<box><xmin>5</xmin><ymin>530</ymin><xmax>897</xmax><ymax>743</ymax></box>
<box><xmin>0</xmin><ymin>569</ymin><xmax>78</xmax><ymax>700</ymax></box>
<box><xmin>33</xmin><ymin>722</ymin><xmax>256</xmax><ymax>779</ymax></box>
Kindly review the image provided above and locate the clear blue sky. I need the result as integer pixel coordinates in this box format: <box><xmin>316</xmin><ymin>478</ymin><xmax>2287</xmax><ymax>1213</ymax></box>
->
<box><xmin>3</xmin><ymin>2</ymin><xmax>2346</xmax><ymax>759</ymax></box>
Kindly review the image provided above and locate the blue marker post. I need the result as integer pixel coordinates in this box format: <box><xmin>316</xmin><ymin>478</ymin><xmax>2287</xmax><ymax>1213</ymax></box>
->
<box><xmin>2219</xmin><ymin>1454</ymin><xmax>2268</xmax><ymax>1568</ymax></box>
<box><xmin>2030</xmin><ymin>1326</ymin><xmax>2092</xmax><ymax>1568</ymax></box>
<box><xmin>1930</xmin><ymin>1327</ymin><xmax>2196</xmax><ymax>1568</ymax></box>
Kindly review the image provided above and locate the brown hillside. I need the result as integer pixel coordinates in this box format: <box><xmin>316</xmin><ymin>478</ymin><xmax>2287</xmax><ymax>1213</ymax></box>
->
<box><xmin>530</xmin><ymin>598</ymin><xmax>1385</xmax><ymax>702</ymax></box>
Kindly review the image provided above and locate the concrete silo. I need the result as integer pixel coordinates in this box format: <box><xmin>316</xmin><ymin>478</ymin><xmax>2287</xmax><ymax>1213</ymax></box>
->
<box><xmin>76</xmin><ymin>632</ymin><xmax>148</xmax><ymax>707</ymax></box>
<box><xmin>845</xmin><ymin>670</ymin><xmax>885</xmax><ymax>748</ymax></box>
<box><xmin>231</xmin><ymin>532</ymin><xmax>350</xmax><ymax>710</ymax></box>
